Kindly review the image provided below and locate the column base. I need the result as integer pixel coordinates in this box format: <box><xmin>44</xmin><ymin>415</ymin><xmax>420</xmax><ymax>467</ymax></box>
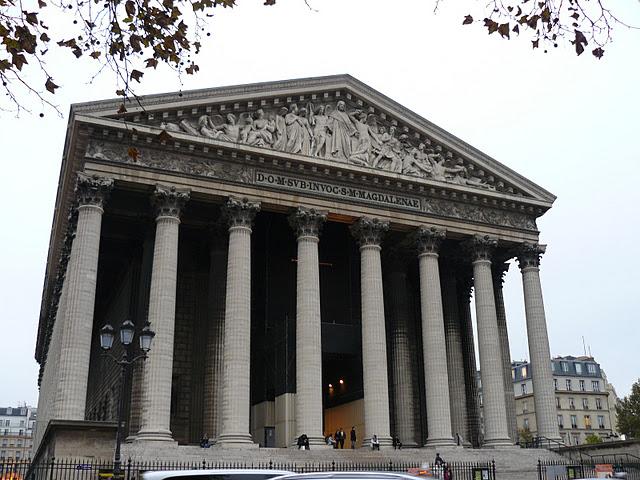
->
<box><xmin>216</xmin><ymin>433</ymin><xmax>258</xmax><ymax>448</ymax></box>
<box><xmin>425</xmin><ymin>437</ymin><xmax>456</xmax><ymax>447</ymax></box>
<box><xmin>482</xmin><ymin>437</ymin><xmax>514</xmax><ymax>448</ymax></box>
<box><xmin>135</xmin><ymin>429</ymin><xmax>174</xmax><ymax>442</ymax></box>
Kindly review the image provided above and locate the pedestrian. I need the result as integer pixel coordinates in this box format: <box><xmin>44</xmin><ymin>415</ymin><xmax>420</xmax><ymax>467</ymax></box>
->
<box><xmin>350</xmin><ymin>426</ymin><xmax>357</xmax><ymax>449</ymax></box>
<box><xmin>444</xmin><ymin>464</ymin><xmax>452</xmax><ymax>480</ymax></box>
<box><xmin>392</xmin><ymin>435</ymin><xmax>402</xmax><ymax>449</ymax></box>
<box><xmin>200</xmin><ymin>433</ymin><xmax>210</xmax><ymax>448</ymax></box>
<box><xmin>338</xmin><ymin>427</ymin><xmax>345</xmax><ymax>449</ymax></box>
<box><xmin>435</xmin><ymin>453</ymin><xmax>445</xmax><ymax>467</ymax></box>
<box><xmin>371</xmin><ymin>434</ymin><xmax>380</xmax><ymax>451</ymax></box>
<box><xmin>297</xmin><ymin>433</ymin><xmax>309</xmax><ymax>450</ymax></box>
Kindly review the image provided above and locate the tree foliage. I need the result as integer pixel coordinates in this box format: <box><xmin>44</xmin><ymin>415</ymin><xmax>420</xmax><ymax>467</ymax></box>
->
<box><xmin>617</xmin><ymin>379</ymin><xmax>640</xmax><ymax>438</ymax></box>
<box><xmin>0</xmin><ymin>0</ymin><xmax>635</xmax><ymax>115</ymax></box>
<box><xmin>585</xmin><ymin>433</ymin><xmax>603</xmax><ymax>444</ymax></box>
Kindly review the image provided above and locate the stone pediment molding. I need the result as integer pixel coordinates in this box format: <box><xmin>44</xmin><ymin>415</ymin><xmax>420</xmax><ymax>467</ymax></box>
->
<box><xmin>71</xmin><ymin>75</ymin><xmax>555</xmax><ymax>205</ymax></box>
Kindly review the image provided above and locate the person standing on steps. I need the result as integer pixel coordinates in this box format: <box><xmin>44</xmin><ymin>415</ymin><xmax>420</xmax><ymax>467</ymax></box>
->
<box><xmin>350</xmin><ymin>426</ymin><xmax>357</xmax><ymax>449</ymax></box>
<box><xmin>338</xmin><ymin>427</ymin><xmax>346</xmax><ymax>449</ymax></box>
<box><xmin>435</xmin><ymin>453</ymin><xmax>445</xmax><ymax>467</ymax></box>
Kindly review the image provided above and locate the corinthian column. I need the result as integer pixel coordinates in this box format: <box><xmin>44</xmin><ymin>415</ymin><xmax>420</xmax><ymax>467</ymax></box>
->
<box><xmin>203</xmin><ymin>225</ymin><xmax>228</xmax><ymax>442</ymax></box>
<box><xmin>493</xmin><ymin>261</ymin><xmax>518</xmax><ymax>443</ymax></box>
<box><xmin>217</xmin><ymin>197</ymin><xmax>260</xmax><ymax>446</ymax></box>
<box><xmin>415</xmin><ymin>226</ymin><xmax>454</xmax><ymax>446</ymax></box>
<box><xmin>289</xmin><ymin>207</ymin><xmax>327</xmax><ymax>447</ymax></box>
<box><xmin>57</xmin><ymin>173</ymin><xmax>113</xmax><ymax>420</ymax></box>
<box><xmin>137</xmin><ymin>185</ymin><xmax>190</xmax><ymax>441</ymax></box>
<box><xmin>350</xmin><ymin>217</ymin><xmax>392</xmax><ymax>448</ymax></box>
<box><xmin>517</xmin><ymin>243</ymin><xmax>560</xmax><ymax>441</ymax></box>
<box><xmin>466</xmin><ymin>235</ymin><xmax>511</xmax><ymax>447</ymax></box>
<box><xmin>385</xmin><ymin>248</ymin><xmax>418</xmax><ymax>448</ymax></box>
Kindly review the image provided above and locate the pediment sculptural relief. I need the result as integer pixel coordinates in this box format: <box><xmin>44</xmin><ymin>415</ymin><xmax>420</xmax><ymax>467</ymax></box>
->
<box><xmin>159</xmin><ymin>100</ymin><xmax>496</xmax><ymax>191</ymax></box>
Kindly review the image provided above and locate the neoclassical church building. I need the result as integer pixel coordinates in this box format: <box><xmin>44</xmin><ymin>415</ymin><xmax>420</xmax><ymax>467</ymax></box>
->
<box><xmin>33</xmin><ymin>75</ymin><xmax>560</xmax><ymax>459</ymax></box>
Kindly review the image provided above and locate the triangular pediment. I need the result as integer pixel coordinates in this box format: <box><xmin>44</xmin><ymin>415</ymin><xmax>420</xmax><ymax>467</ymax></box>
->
<box><xmin>72</xmin><ymin>74</ymin><xmax>555</xmax><ymax>204</ymax></box>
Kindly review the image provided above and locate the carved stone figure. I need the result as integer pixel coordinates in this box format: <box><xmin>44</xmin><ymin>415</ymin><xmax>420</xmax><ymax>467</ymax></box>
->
<box><xmin>273</xmin><ymin>107</ymin><xmax>288</xmax><ymax>151</ymax></box>
<box><xmin>327</xmin><ymin>100</ymin><xmax>357</xmax><ymax>161</ymax></box>
<box><xmin>373</xmin><ymin>126</ymin><xmax>402</xmax><ymax>173</ymax></box>
<box><xmin>245</xmin><ymin>109</ymin><xmax>275</xmax><ymax>147</ymax></box>
<box><xmin>285</xmin><ymin>104</ymin><xmax>306</xmax><ymax>154</ymax></box>
<box><xmin>310</xmin><ymin>105</ymin><xmax>329</xmax><ymax>158</ymax></box>
<box><xmin>213</xmin><ymin>113</ymin><xmax>240</xmax><ymax>143</ymax></box>
<box><xmin>402</xmin><ymin>142</ymin><xmax>432</xmax><ymax>177</ymax></box>
<box><xmin>431</xmin><ymin>155</ymin><xmax>465</xmax><ymax>182</ymax></box>
<box><xmin>348</xmin><ymin>111</ymin><xmax>378</xmax><ymax>167</ymax></box>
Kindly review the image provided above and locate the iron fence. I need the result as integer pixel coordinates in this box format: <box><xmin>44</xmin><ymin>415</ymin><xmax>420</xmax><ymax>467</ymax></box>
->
<box><xmin>0</xmin><ymin>458</ymin><xmax>496</xmax><ymax>480</ymax></box>
<box><xmin>537</xmin><ymin>458</ymin><xmax>640</xmax><ymax>480</ymax></box>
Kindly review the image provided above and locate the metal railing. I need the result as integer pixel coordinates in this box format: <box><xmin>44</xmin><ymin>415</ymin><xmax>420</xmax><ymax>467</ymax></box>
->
<box><xmin>0</xmin><ymin>458</ymin><xmax>497</xmax><ymax>480</ymax></box>
<box><xmin>537</xmin><ymin>458</ymin><xmax>640</xmax><ymax>480</ymax></box>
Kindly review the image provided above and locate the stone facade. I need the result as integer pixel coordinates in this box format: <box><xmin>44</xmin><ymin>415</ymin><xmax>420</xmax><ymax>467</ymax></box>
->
<box><xmin>33</xmin><ymin>75</ymin><xmax>558</xmax><ymax>457</ymax></box>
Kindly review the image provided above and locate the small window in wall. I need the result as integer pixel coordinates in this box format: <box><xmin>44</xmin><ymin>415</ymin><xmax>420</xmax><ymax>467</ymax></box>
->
<box><xmin>584</xmin><ymin>415</ymin><xmax>592</xmax><ymax>429</ymax></box>
<box><xmin>512</xmin><ymin>369</ymin><xmax>516</xmax><ymax>380</ymax></box>
<box><xmin>587</xmin><ymin>364</ymin><xmax>597</xmax><ymax>374</ymax></box>
<box><xmin>521</xmin><ymin>366</ymin><xmax>528</xmax><ymax>378</ymax></box>
<box><xmin>582</xmin><ymin>398</ymin><xmax>589</xmax><ymax>409</ymax></box>
<box><xmin>575</xmin><ymin>363</ymin><xmax>583</xmax><ymax>374</ymax></box>
<box><xmin>524</xmin><ymin>418</ymin><xmax>529</xmax><ymax>429</ymax></box>
<box><xmin>569</xmin><ymin>398</ymin><xmax>575</xmax><ymax>409</ymax></box>
<box><xmin>566</xmin><ymin>379</ymin><xmax>572</xmax><ymax>391</ymax></box>
<box><xmin>523</xmin><ymin>401</ymin><xmax>528</xmax><ymax>413</ymax></box>
<box><xmin>562</xmin><ymin>362</ymin><xmax>569</xmax><ymax>372</ymax></box>
<box><xmin>554</xmin><ymin>379</ymin><xmax>559</xmax><ymax>390</ymax></box>
<box><xmin>558</xmin><ymin>415</ymin><xmax>564</xmax><ymax>428</ymax></box>
<box><xmin>598</xmin><ymin>415</ymin><xmax>605</xmax><ymax>429</ymax></box>
<box><xmin>580</xmin><ymin>380</ymin><xmax>585</xmax><ymax>391</ymax></box>
<box><xmin>573</xmin><ymin>434</ymin><xmax>580</xmax><ymax>445</ymax></box>
<box><xmin>571</xmin><ymin>415</ymin><xmax>578</xmax><ymax>428</ymax></box>
<box><xmin>596</xmin><ymin>398</ymin><xmax>603</xmax><ymax>410</ymax></box>
<box><xmin>521</xmin><ymin>383</ymin><xmax>527</xmax><ymax>395</ymax></box>
<box><xmin>3</xmin><ymin>421</ymin><xmax>8</xmax><ymax>427</ymax></box>
<box><xmin>592</xmin><ymin>381</ymin><xmax>601</xmax><ymax>391</ymax></box>
<box><xmin>556</xmin><ymin>397</ymin><xmax>561</xmax><ymax>408</ymax></box>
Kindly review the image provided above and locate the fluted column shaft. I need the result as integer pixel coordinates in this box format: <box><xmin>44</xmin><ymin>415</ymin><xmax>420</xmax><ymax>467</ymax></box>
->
<box><xmin>218</xmin><ymin>197</ymin><xmax>260</xmax><ymax>446</ymax></box>
<box><xmin>386</xmin><ymin>255</ymin><xmax>418</xmax><ymax>447</ymax></box>
<box><xmin>57</xmin><ymin>174</ymin><xmax>113</xmax><ymax>420</ymax></box>
<box><xmin>441</xmin><ymin>265</ymin><xmax>469</xmax><ymax>446</ymax></box>
<box><xmin>290</xmin><ymin>207</ymin><xmax>327</xmax><ymax>446</ymax></box>
<box><xmin>468</xmin><ymin>235</ymin><xmax>512</xmax><ymax>446</ymax></box>
<box><xmin>415</xmin><ymin>227</ymin><xmax>454</xmax><ymax>446</ymax></box>
<box><xmin>351</xmin><ymin>218</ymin><xmax>391</xmax><ymax>448</ymax></box>
<box><xmin>203</xmin><ymin>228</ymin><xmax>228</xmax><ymax>441</ymax></box>
<box><xmin>518</xmin><ymin>244</ymin><xmax>561</xmax><ymax>441</ymax></box>
<box><xmin>493</xmin><ymin>262</ymin><xmax>518</xmax><ymax>443</ymax></box>
<box><xmin>138</xmin><ymin>185</ymin><xmax>189</xmax><ymax>441</ymax></box>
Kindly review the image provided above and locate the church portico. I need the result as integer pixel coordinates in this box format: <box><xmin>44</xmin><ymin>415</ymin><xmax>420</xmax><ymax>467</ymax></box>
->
<box><xmin>33</xmin><ymin>76</ymin><xmax>560</xmax><ymax>463</ymax></box>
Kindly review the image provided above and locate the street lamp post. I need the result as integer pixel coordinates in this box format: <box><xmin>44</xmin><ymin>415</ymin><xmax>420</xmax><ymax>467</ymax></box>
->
<box><xmin>99</xmin><ymin>320</ymin><xmax>155</xmax><ymax>477</ymax></box>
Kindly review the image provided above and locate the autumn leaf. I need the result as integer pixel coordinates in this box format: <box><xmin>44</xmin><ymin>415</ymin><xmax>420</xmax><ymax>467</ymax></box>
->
<box><xmin>89</xmin><ymin>51</ymin><xmax>101</xmax><ymax>59</ymax></box>
<box><xmin>498</xmin><ymin>23</ymin><xmax>510</xmax><ymax>39</ymax></box>
<box><xmin>573</xmin><ymin>29</ymin><xmax>588</xmax><ymax>55</ymax></box>
<box><xmin>145</xmin><ymin>58</ymin><xmax>158</xmax><ymax>68</ymax></box>
<box><xmin>592</xmin><ymin>47</ymin><xmax>604</xmax><ymax>58</ymax></box>
<box><xmin>127</xmin><ymin>147</ymin><xmax>140</xmax><ymax>161</ymax></box>
<box><xmin>130</xmin><ymin>69</ymin><xmax>144</xmax><ymax>82</ymax></box>
<box><xmin>532</xmin><ymin>39</ymin><xmax>539</xmax><ymax>49</ymax></box>
<box><xmin>45</xmin><ymin>77</ymin><xmax>59</xmax><ymax>93</ymax></box>
<box><xmin>483</xmin><ymin>18</ymin><xmax>499</xmax><ymax>34</ymax></box>
<box><xmin>462</xmin><ymin>15</ymin><xmax>473</xmax><ymax>25</ymax></box>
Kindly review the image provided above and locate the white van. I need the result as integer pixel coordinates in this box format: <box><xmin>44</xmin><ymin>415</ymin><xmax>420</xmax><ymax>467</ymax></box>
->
<box><xmin>141</xmin><ymin>469</ymin><xmax>294</xmax><ymax>480</ymax></box>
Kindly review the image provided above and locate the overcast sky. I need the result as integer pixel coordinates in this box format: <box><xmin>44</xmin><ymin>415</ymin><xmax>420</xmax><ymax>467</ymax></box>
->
<box><xmin>0</xmin><ymin>0</ymin><xmax>638</xmax><ymax>408</ymax></box>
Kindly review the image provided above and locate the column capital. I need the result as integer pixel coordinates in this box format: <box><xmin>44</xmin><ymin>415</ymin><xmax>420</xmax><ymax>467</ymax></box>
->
<box><xmin>288</xmin><ymin>206</ymin><xmax>327</xmax><ymax>239</ymax></box>
<box><xmin>222</xmin><ymin>196</ymin><xmax>260</xmax><ymax>230</ymax></box>
<box><xmin>516</xmin><ymin>242</ymin><xmax>546</xmax><ymax>269</ymax></box>
<box><xmin>464</xmin><ymin>234</ymin><xmax>498</xmax><ymax>262</ymax></box>
<box><xmin>414</xmin><ymin>226</ymin><xmax>446</xmax><ymax>255</ymax></box>
<box><xmin>492</xmin><ymin>261</ymin><xmax>510</xmax><ymax>286</ymax></box>
<box><xmin>153</xmin><ymin>184</ymin><xmax>190</xmax><ymax>219</ymax></box>
<box><xmin>350</xmin><ymin>217</ymin><xmax>389</xmax><ymax>247</ymax></box>
<box><xmin>76</xmin><ymin>172</ymin><xmax>114</xmax><ymax>209</ymax></box>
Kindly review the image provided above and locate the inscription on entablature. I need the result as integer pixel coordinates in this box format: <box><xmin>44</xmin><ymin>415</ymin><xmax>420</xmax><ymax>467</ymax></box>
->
<box><xmin>85</xmin><ymin>141</ymin><xmax>254</xmax><ymax>183</ymax></box>
<box><xmin>255</xmin><ymin>171</ymin><xmax>422</xmax><ymax>211</ymax></box>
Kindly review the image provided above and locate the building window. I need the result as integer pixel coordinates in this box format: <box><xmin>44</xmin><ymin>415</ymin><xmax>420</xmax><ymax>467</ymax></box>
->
<box><xmin>1</xmin><ymin>440</ymin><xmax>6</xmax><ymax>447</ymax></box>
<box><xmin>573</xmin><ymin>434</ymin><xmax>580</xmax><ymax>445</ymax></box>
<box><xmin>562</xmin><ymin>361</ymin><xmax>569</xmax><ymax>372</ymax></box>
<box><xmin>556</xmin><ymin>397</ymin><xmax>561</xmax><ymax>408</ymax></box>
<box><xmin>523</xmin><ymin>401</ymin><xmax>529</xmax><ymax>413</ymax></box>
<box><xmin>512</xmin><ymin>369</ymin><xmax>515</xmax><ymax>380</ymax></box>
<box><xmin>569</xmin><ymin>397</ymin><xmax>575</xmax><ymax>409</ymax></box>
<box><xmin>566</xmin><ymin>379</ymin><xmax>572</xmax><ymax>391</ymax></box>
<box><xmin>554</xmin><ymin>379</ymin><xmax>559</xmax><ymax>390</ymax></box>
<box><xmin>0</xmin><ymin>450</ymin><xmax>5</xmax><ymax>459</ymax></box>
<box><xmin>15</xmin><ymin>451</ymin><xmax>20</xmax><ymax>459</ymax></box>
<box><xmin>3</xmin><ymin>429</ymin><xmax>7</xmax><ymax>436</ymax></box>
<box><xmin>3</xmin><ymin>421</ymin><xmax>8</xmax><ymax>427</ymax></box>
<box><xmin>521</xmin><ymin>366</ymin><xmax>528</xmax><ymax>378</ymax></box>
<box><xmin>558</xmin><ymin>415</ymin><xmax>564</xmax><ymax>428</ymax></box>
<box><xmin>6</xmin><ymin>408</ymin><xmax>11</xmax><ymax>415</ymax></box>
<box><xmin>18</xmin><ymin>429</ymin><xmax>23</xmax><ymax>436</ymax></box>
<box><xmin>571</xmin><ymin>415</ymin><xmax>578</xmax><ymax>428</ymax></box>
<box><xmin>592</xmin><ymin>381</ymin><xmax>600</xmax><ymax>392</ymax></box>
<box><xmin>584</xmin><ymin>415</ymin><xmax>592</xmax><ymax>429</ymax></box>
<box><xmin>575</xmin><ymin>363</ymin><xmax>583</xmax><ymax>374</ymax></box>
<box><xmin>19</xmin><ymin>420</ymin><xmax>24</xmax><ymax>427</ymax></box>
<box><xmin>580</xmin><ymin>380</ymin><xmax>585</xmax><ymax>391</ymax></box>
<box><xmin>582</xmin><ymin>398</ymin><xmax>589</xmax><ymax>409</ymax></box>
<box><xmin>596</xmin><ymin>398</ymin><xmax>603</xmax><ymax>410</ymax></box>
<box><xmin>521</xmin><ymin>383</ymin><xmax>527</xmax><ymax>395</ymax></box>
<box><xmin>598</xmin><ymin>415</ymin><xmax>605</xmax><ymax>429</ymax></box>
<box><xmin>587</xmin><ymin>364</ymin><xmax>596</xmax><ymax>374</ymax></box>
<box><xmin>524</xmin><ymin>418</ymin><xmax>529</xmax><ymax>429</ymax></box>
